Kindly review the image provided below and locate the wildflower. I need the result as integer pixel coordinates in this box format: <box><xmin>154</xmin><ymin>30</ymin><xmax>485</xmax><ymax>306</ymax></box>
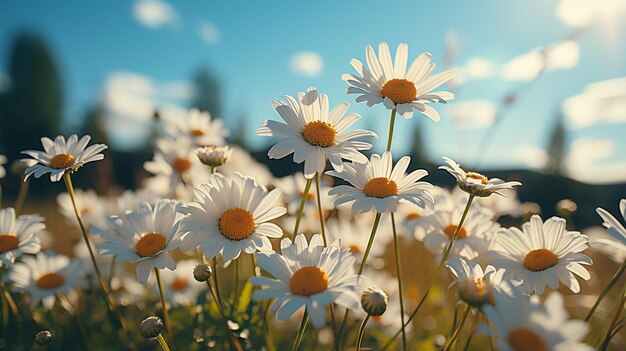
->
<box><xmin>139</xmin><ymin>316</ymin><xmax>164</xmax><ymax>339</ymax></box>
<box><xmin>35</xmin><ymin>331</ymin><xmax>53</xmax><ymax>345</ymax></box>
<box><xmin>0</xmin><ymin>154</ymin><xmax>6</xmax><ymax>179</ymax></box>
<box><xmin>0</xmin><ymin>208</ymin><xmax>44</xmax><ymax>267</ymax></box>
<box><xmin>361</xmin><ymin>286</ymin><xmax>388</xmax><ymax>316</ymax></box>
<box><xmin>596</xmin><ymin>199</ymin><xmax>626</xmax><ymax>246</ymax></box>
<box><xmin>57</xmin><ymin>189</ymin><xmax>107</xmax><ymax>229</ymax></box>
<box><xmin>446</xmin><ymin>257</ymin><xmax>499</xmax><ymax>307</ymax></box>
<box><xmin>163</xmin><ymin>108</ymin><xmax>229</xmax><ymax>146</ymax></box>
<box><xmin>195</xmin><ymin>145</ymin><xmax>233</xmax><ymax>168</ymax></box>
<box><xmin>274</xmin><ymin>172</ymin><xmax>332</xmax><ymax>214</ymax></box>
<box><xmin>193</xmin><ymin>264</ymin><xmax>213</xmax><ymax>282</ymax></box>
<box><xmin>159</xmin><ymin>260</ymin><xmax>204</xmax><ymax>306</ymax></box>
<box><xmin>144</xmin><ymin>137</ymin><xmax>210</xmax><ymax>191</ymax></box>
<box><xmin>440</xmin><ymin>157</ymin><xmax>521</xmax><ymax>197</ymax></box>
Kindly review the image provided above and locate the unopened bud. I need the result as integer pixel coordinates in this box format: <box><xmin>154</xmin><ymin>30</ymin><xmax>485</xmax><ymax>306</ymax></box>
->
<box><xmin>361</xmin><ymin>286</ymin><xmax>388</xmax><ymax>317</ymax></box>
<box><xmin>35</xmin><ymin>330</ymin><xmax>53</xmax><ymax>345</ymax></box>
<box><xmin>193</xmin><ymin>264</ymin><xmax>213</xmax><ymax>282</ymax></box>
<box><xmin>139</xmin><ymin>316</ymin><xmax>163</xmax><ymax>339</ymax></box>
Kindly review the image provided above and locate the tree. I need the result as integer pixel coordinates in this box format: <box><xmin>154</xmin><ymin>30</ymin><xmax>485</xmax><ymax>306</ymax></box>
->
<box><xmin>544</xmin><ymin>114</ymin><xmax>566</xmax><ymax>175</ymax></box>
<box><xmin>0</xmin><ymin>32</ymin><xmax>63</xmax><ymax>160</ymax></box>
<box><xmin>409</xmin><ymin>124</ymin><xmax>432</xmax><ymax>168</ymax></box>
<box><xmin>191</xmin><ymin>67</ymin><xmax>222</xmax><ymax>118</ymax></box>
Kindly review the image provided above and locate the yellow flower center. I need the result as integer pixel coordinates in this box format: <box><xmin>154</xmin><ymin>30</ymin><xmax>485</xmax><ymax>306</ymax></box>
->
<box><xmin>523</xmin><ymin>249</ymin><xmax>558</xmax><ymax>272</ymax></box>
<box><xmin>444</xmin><ymin>225</ymin><xmax>468</xmax><ymax>239</ymax></box>
<box><xmin>349</xmin><ymin>245</ymin><xmax>361</xmax><ymax>254</ymax></box>
<box><xmin>49</xmin><ymin>154</ymin><xmax>75</xmax><ymax>169</ymax></box>
<box><xmin>135</xmin><ymin>233</ymin><xmax>166</xmax><ymax>257</ymax></box>
<box><xmin>219</xmin><ymin>208</ymin><xmax>256</xmax><ymax>241</ymax></box>
<box><xmin>190</xmin><ymin>129</ymin><xmax>205</xmax><ymax>136</ymax></box>
<box><xmin>507</xmin><ymin>328</ymin><xmax>548</xmax><ymax>351</ymax></box>
<box><xmin>405</xmin><ymin>212</ymin><xmax>422</xmax><ymax>221</ymax></box>
<box><xmin>0</xmin><ymin>234</ymin><xmax>19</xmax><ymax>253</ymax></box>
<box><xmin>363</xmin><ymin>177</ymin><xmax>398</xmax><ymax>198</ymax></box>
<box><xmin>36</xmin><ymin>272</ymin><xmax>65</xmax><ymax>290</ymax></box>
<box><xmin>465</xmin><ymin>172</ymin><xmax>489</xmax><ymax>185</ymax></box>
<box><xmin>172</xmin><ymin>157</ymin><xmax>192</xmax><ymax>173</ymax></box>
<box><xmin>302</xmin><ymin>121</ymin><xmax>337</xmax><ymax>148</ymax></box>
<box><xmin>380</xmin><ymin>78</ymin><xmax>417</xmax><ymax>104</ymax></box>
<box><xmin>290</xmin><ymin>266</ymin><xmax>329</xmax><ymax>296</ymax></box>
<box><xmin>171</xmin><ymin>278</ymin><xmax>189</xmax><ymax>291</ymax></box>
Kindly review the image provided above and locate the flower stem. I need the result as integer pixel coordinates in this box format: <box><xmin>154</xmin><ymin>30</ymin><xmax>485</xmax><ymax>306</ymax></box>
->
<box><xmin>62</xmin><ymin>173</ymin><xmax>116</xmax><ymax>311</ymax></box>
<box><xmin>212</xmin><ymin>258</ymin><xmax>223</xmax><ymax>308</ymax></box>
<box><xmin>154</xmin><ymin>268</ymin><xmax>172</xmax><ymax>343</ymax></box>
<box><xmin>337</xmin><ymin>212</ymin><xmax>383</xmax><ymax>349</ymax></box>
<box><xmin>314</xmin><ymin>173</ymin><xmax>328</xmax><ymax>246</ymax></box>
<box><xmin>156</xmin><ymin>334</ymin><xmax>172</xmax><ymax>351</ymax></box>
<box><xmin>14</xmin><ymin>177</ymin><xmax>30</xmax><ymax>215</ymax></box>
<box><xmin>461</xmin><ymin>307</ymin><xmax>480</xmax><ymax>351</ymax></box>
<box><xmin>355</xmin><ymin>314</ymin><xmax>371</xmax><ymax>351</ymax></box>
<box><xmin>205</xmin><ymin>280</ymin><xmax>244</xmax><ymax>351</ymax></box>
<box><xmin>391</xmin><ymin>213</ymin><xmax>407</xmax><ymax>351</ymax></box>
<box><xmin>292</xmin><ymin>310</ymin><xmax>309</xmax><ymax>351</ymax></box>
<box><xmin>586</xmin><ymin>258</ymin><xmax>626</xmax><ymax>322</ymax></box>
<box><xmin>292</xmin><ymin>177</ymin><xmax>313</xmax><ymax>239</ymax></box>
<box><xmin>600</xmin><ymin>281</ymin><xmax>626</xmax><ymax>350</ymax></box>
<box><xmin>232</xmin><ymin>257</ymin><xmax>239</xmax><ymax>305</ymax></box>
<box><xmin>386</xmin><ymin>109</ymin><xmax>397</xmax><ymax>152</ymax></box>
<box><xmin>381</xmin><ymin>195</ymin><xmax>475</xmax><ymax>350</ymax></box>
<box><xmin>444</xmin><ymin>304</ymin><xmax>471</xmax><ymax>351</ymax></box>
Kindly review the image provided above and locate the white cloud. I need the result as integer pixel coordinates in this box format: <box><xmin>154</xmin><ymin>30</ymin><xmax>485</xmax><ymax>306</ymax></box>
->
<box><xmin>290</xmin><ymin>51</ymin><xmax>323</xmax><ymax>77</ymax></box>
<box><xmin>513</xmin><ymin>144</ymin><xmax>548</xmax><ymax>169</ymax></box>
<box><xmin>101</xmin><ymin>71</ymin><xmax>193</xmax><ymax>148</ymax></box>
<box><xmin>133</xmin><ymin>0</ymin><xmax>178</xmax><ymax>29</ymax></box>
<box><xmin>198</xmin><ymin>22</ymin><xmax>221</xmax><ymax>45</ymax></box>
<box><xmin>0</xmin><ymin>72</ymin><xmax>10</xmax><ymax>93</ymax></box>
<box><xmin>562</xmin><ymin>77</ymin><xmax>626</xmax><ymax>128</ymax></box>
<box><xmin>557</xmin><ymin>0</ymin><xmax>626</xmax><ymax>28</ymax></box>
<box><xmin>501</xmin><ymin>41</ymin><xmax>580</xmax><ymax>81</ymax></box>
<box><xmin>564</xmin><ymin>137</ymin><xmax>626</xmax><ymax>184</ymax></box>
<box><xmin>449</xmin><ymin>99</ymin><xmax>496</xmax><ymax>129</ymax></box>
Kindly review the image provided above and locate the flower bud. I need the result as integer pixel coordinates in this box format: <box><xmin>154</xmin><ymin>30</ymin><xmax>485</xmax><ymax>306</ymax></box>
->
<box><xmin>361</xmin><ymin>286</ymin><xmax>388</xmax><ymax>316</ymax></box>
<box><xmin>195</xmin><ymin>146</ymin><xmax>233</xmax><ymax>168</ymax></box>
<box><xmin>193</xmin><ymin>264</ymin><xmax>213</xmax><ymax>282</ymax></box>
<box><xmin>139</xmin><ymin>316</ymin><xmax>163</xmax><ymax>339</ymax></box>
<box><xmin>35</xmin><ymin>330</ymin><xmax>53</xmax><ymax>345</ymax></box>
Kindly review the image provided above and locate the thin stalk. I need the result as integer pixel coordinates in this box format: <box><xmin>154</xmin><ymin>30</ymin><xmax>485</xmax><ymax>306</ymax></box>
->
<box><xmin>355</xmin><ymin>314</ymin><xmax>371</xmax><ymax>351</ymax></box>
<box><xmin>585</xmin><ymin>259</ymin><xmax>626</xmax><ymax>322</ymax></box>
<box><xmin>314</xmin><ymin>173</ymin><xmax>328</xmax><ymax>246</ymax></box>
<box><xmin>291</xmin><ymin>311</ymin><xmax>309</xmax><ymax>351</ymax></box>
<box><xmin>462</xmin><ymin>308</ymin><xmax>480</xmax><ymax>351</ymax></box>
<box><xmin>444</xmin><ymin>305</ymin><xmax>471</xmax><ymax>351</ymax></box>
<box><xmin>14</xmin><ymin>177</ymin><xmax>30</xmax><ymax>215</ymax></box>
<box><xmin>600</xmin><ymin>286</ymin><xmax>626</xmax><ymax>350</ymax></box>
<box><xmin>212</xmin><ymin>258</ymin><xmax>222</xmax><ymax>308</ymax></box>
<box><xmin>292</xmin><ymin>177</ymin><xmax>313</xmax><ymax>238</ymax></box>
<box><xmin>337</xmin><ymin>212</ymin><xmax>383</xmax><ymax>349</ymax></box>
<box><xmin>156</xmin><ymin>334</ymin><xmax>172</xmax><ymax>351</ymax></box>
<box><xmin>205</xmin><ymin>281</ymin><xmax>243</xmax><ymax>351</ymax></box>
<box><xmin>386</xmin><ymin>109</ymin><xmax>397</xmax><ymax>152</ymax></box>
<box><xmin>154</xmin><ymin>268</ymin><xmax>172</xmax><ymax>342</ymax></box>
<box><xmin>382</xmin><ymin>195</ymin><xmax>475</xmax><ymax>350</ymax></box>
<box><xmin>63</xmin><ymin>173</ymin><xmax>116</xmax><ymax>311</ymax></box>
<box><xmin>391</xmin><ymin>213</ymin><xmax>407</xmax><ymax>351</ymax></box>
<box><xmin>108</xmin><ymin>256</ymin><xmax>117</xmax><ymax>286</ymax></box>
<box><xmin>232</xmin><ymin>257</ymin><xmax>239</xmax><ymax>305</ymax></box>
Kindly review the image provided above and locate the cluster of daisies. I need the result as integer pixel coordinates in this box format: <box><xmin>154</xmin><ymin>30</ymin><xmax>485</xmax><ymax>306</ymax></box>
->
<box><xmin>0</xmin><ymin>42</ymin><xmax>623</xmax><ymax>351</ymax></box>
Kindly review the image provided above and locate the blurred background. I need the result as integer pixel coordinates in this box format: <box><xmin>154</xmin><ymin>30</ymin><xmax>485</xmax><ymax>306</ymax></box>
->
<box><xmin>0</xmin><ymin>0</ymin><xmax>625</xmax><ymax>227</ymax></box>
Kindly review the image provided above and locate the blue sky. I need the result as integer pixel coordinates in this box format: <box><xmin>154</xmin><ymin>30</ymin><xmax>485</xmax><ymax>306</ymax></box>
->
<box><xmin>1</xmin><ymin>0</ymin><xmax>625</xmax><ymax>183</ymax></box>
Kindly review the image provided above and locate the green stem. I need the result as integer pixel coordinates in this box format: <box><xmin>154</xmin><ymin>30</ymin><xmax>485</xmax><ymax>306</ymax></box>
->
<box><xmin>291</xmin><ymin>311</ymin><xmax>309</xmax><ymax>351</ymax></box>
<box><xmin>63</xmin><ymin>173</ymin><xmax>116</xmax><ymax>311</ymax></box>
<box><xmin>386</xmin><ymin>109</ymin><xmax>397</xmax><ymax>152</ymax></box>
<box><xmin>156</xmin><ymin>334</ymin><xmax>172</xmax><ymax>351</ymax></box>
<box><xmin>154</xmin><ymin>268</ymin><xmax>172</xmax><ymax>343</ymax></box>
<box><xmin>391</xmin><ymin>213</ymin><xmax>407</xmax><ymax>351</ymax></box>
<box><xmin>233</xmin><ymin>257</ymin><xmax>239</xmax><ymax>305</ymax></box>
<box><xmin>586</xmin><ymin>259</ymin><xmax>626</xmax><ymax>322</ymax></box>
<box><xmin>212</xmin><ymin>258</ymin><xmax>222</xmax><ymax>308</ymax></box>
<box><xmin>600</xmin><ymin>283</ymin><xmax>626</xmax><ymax>350</ymax></box>
<box><xmin>292</xmin><ymin>177</ymin><xmax>313</xmax><ymax>239</ymax></box>
<box><xmin>337</xmin><ymin>212</ymin><xmax>383</xmax><ymax>349</ymax></box>
<box><xmin>462</xmin><ymin>308</ymin><xmax>480</xmax><ymax>351</ymax></box>
<box><xmin>355</xmin><ymin>314</ymin><xmax>371</xmax><ymax>351</ymax></box>
<box><xmin>314</xmin><ymin>173</ymin><xmax>328</xmax><ymax>246</ymax></box>
<box><xmin>382</xmin><ymin>195</ymin><xmax>475</xmax><ymax>350</ymax></box>
<box><xmin>444</xmin><ymin>305</ymin><xmax>471</xmax><ymax>351</ymax></box>
<box><xmin>205</xmin><ymin>281</ymin><xmax>243</xmax><ymax>351</ymax></box>
<box><xmin>14</xmin><ymin>177</ymin><xmax>30</xmax><ymax>215</ymax></box>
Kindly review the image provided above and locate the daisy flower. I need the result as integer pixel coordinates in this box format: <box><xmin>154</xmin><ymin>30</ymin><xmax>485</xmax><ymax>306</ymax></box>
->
<box><xmin>446</xmin><ymin>257</ymin><xmax>500</xmax><ymax>307</ymax></box>
<box><xmin>588</xmin><ymin>227</ymin><xmax>626</xmax><ymax>263</ymax></box>
<box><xmin>0</xmin><ymin>208</ymin><xmax>44</xmax><ymax>267</ymax></box>
<box><xmin>57</xmin><ymin>189</ymin><xmax>108</xmax><ymax>229</ymax></box>
<box><xmin>0</xmin><ymin>154</ymin><xmax>6</xmax><ymax>179</ymax></box>
<box><xmin>257</xmin><ymin>87</ymin><xmax>377</xmax><ymax>179</ymax></box>
<box><xmin>179</xmin><ymin>172</ymin><xmax>286</xmax><ymax>262</ymax></box>
<box><xmin>21</xmin><ymin>134</ymin><xmax>107</xmax><ymax>182</ymax></box>
<box><xmin>250</xmin><ymin>234</ymin><xmax>361</xmax><ymax>328</ymax></box>
<box><xmin>326</xmin><ymin>216</ymin><xmax>388</xmax><ymax>262</ymax></box>
<box><xmin>490</xmin><ymin>215</ymin><xmax>592</xmax><ymax>294</ymax></box>
<box><xmin>195</xmin><ymin>145</ymin><xmax>233</xmax><ymax>169</ymax></box>
<box><xmin>159</xmin><ymin>259</ymin><xmax>205</xmax><ymax>307</ymax></box>
<box><xmin>484</xmin><ymin>290</ymin><xmax>593</xmax><ymax>351</ymax></box>
<box><xmin>7</xmin><ymin>252</ymin><xmax>86</xmax><ymax>309</ymax></box>
<box><xmin>440</xmin><ymin>157</ymin><xmax>522</xmax><ymax>197</ymax></box>
<box><xmin>97</xmin><ymin>200</ymin><xmax>183</xmax><ymax>284</ymax></box>
<box><xmin>343</xmin><ymin>42</ymin><xmax>455</xmax><ymax>120</ymax></box>
<box><xmin>328</xmin><ymin>152</ymin><xmax>433</xmax><ymax>214</ymax></box>
<box><xmin>596</xmin><ymin>199</ymin><xmax>626</xmax><ymax>246</ymax></box>
<box><xmin>421</xmin><ymin>207</ymin><xmax>499</xmax><ymax>259</ymax></box>
<box><xmin>163</xmin><ymin>108</ymin><xmax>229</xmax><ymax>146</ymax></box>
<box><xmin>274</xmin><ymin>172</ymin><xmax>333</xmax><ymax>214</ymax></box>
<box><xmin>218</xmin><ymin>146</ymin><xmax>274</xmax><ymax>186</ymax></box>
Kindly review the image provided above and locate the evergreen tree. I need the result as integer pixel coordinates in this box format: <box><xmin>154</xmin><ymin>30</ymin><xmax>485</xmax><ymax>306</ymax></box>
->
<box><xmin>544</xmin><ymin>114</ymin><xmax>566</xmax><ymax>175</ymax></box>
<box><xmin>191</xmin><ymin>67</ymin><xmax>222</xmax><ymax>118</ymax></box>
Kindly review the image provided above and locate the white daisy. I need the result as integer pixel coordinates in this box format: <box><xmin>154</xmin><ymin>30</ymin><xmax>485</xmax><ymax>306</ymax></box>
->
<box><xmin>218</xmin><ymin>146</ymin><xmax>274</xmax><ymax>186</ymax></box>
<box><xmin>588</xmin><ymin>226</ymin><xmax>626</xmax><ymax>263</ymax></box>
<box><xmin>0</xmin><ymin>208</ymin><xmax>44</xmax><ymax>267</ymax></box>
<box><xmin>57</xmin><ymin>189</ymin><xmax>108</xmax><ymax>229</ymax></box>
<box><xmin>446</xmin><ymin>257</ymin><xmax>499</xmax><ymax>307</ymax></box>
<box><xmin>274</xmin><ymin>172</ymin><xmax>333</xmax><ymax>214</ymax></box>
<box><xmin>159</xmin><ymin>259</ymin><xmax>205</xmax><ymax>307</ymax></box>
<box><xmin>163</xmin><ymin>108</ymin><xmax>229</xmax><ymax>146</ymax></box>
<box><xmin>328</xmin><ymin>152</ymin><xmax>433</xmax><ymax>214</ymax></box>
<box><xmin>21</xmin><ymin>134</ymin><xmax>108</xmax><ymax>182</ymax></box>
<box><xmin>440</xmin><ymin>157</ymin><xmax>522</xmax><ymax>197</ymax></box>
<box><xmin>257</xmin><ymin>87</ymin><xmax>377</xmax><ymax>179</ymax></box>
<box><xmin>421</xmin><ymin>207</ymin><xmax>499</xmax><ymax>259</ymax></box>
<box><xmin>326</xmin><ymin>216</ymin><xmax>388</xmax><ymax>262</ymax></box>
<box><xmin>97</xmin><ymin>199</ymin><xmax>183</xmax><ymax>284</ymax></box>
<box><xmin>490</xmin><ymin>215</ymin><xmax>592</xmax><ymax>294</ymax></box>
<box><xmin>110</xmin><ymin>274</ymin><xmax>146</xmax><ymax>306</ymax></box>
<box><xmin>0</xmin><ymin>154</ymin><xmax>6</xmax><ymax>179</ymax></box>
<box><xmin>7</xmin><ymin>252</ymin><xmax>86</xmax><ymax>309</ymax></box>
<box><xmin>484</xmin><ymin>290</ymin><xmax>593</xmax><ymax>351</ymax></box>
<box><xmin>195</xmin><ymin>145</ymin><xmax>233</xmax><ymax>169</ymax></box>
<box><xmin>250</xmin><ymin>234</ymin><xmax>361</xmax><ymax>328</ymax></box>
<box><xmin>596</xmin><ymin>199</ymin><xmax>626</xmax><ymax>246</ymax></box>
<box><xmin>343</xmin><ymin>42</ymin><xmax>455</xmax><ymax>120</ymax></box>
<box><xmin>179</xmin><ymin>172</ymin><xmax>286</xmax><ymax>261</ymax></box>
